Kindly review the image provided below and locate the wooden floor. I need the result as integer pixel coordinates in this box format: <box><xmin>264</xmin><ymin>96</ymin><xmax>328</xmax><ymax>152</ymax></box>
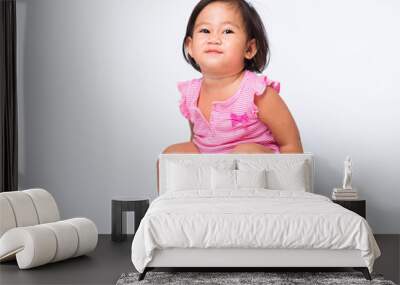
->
<box><xmin>0</xmin><ymin>234</ymin><xmax>398</xmax><ymax>285</ymax></box>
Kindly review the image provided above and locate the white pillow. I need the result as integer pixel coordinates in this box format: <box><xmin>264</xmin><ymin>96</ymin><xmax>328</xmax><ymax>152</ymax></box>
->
<box><xmin>266</xmin><ymin>161</ymin><xmax>307</xmax><ymax>191</ymax></box>
<box><xmin>211</xmin><ymin>168</ymin><xmax>236</xmax><ymax>190</ymax></box>
<box><xmin>237</xmin><ymin>159</ymin><xmax>309</xmax><ymax>191</ymax></box>
<box><xmin>236</xmin><ymin>169</ymin><xmax>268</xmax><ymax>189</ymax></box>
<box><xmin>166</xmin><ymin>159</ymin><xmax>235</xmax><ymax>192</ymax></box>
<box><xmin>211</xmin><ymin>168</ymin><xmax>268</xmax><ymax>190</ymax></box>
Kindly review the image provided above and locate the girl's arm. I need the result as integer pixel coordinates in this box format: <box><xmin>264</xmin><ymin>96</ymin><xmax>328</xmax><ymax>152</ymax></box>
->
<box><xmin>254</xmin><ymin>87</ymin><xmax>304</xmax><ymax>153</ymax></box>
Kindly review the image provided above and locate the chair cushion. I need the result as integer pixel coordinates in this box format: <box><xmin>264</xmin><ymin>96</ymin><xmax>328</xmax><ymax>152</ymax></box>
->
<box><xmin>24</xmin><ymin>188</ymin><xmax>60</xmax><ymax>223</ymax></box>
<box><xmin>0</xmin><ymin>188</ymin><xmax>60</xmax><ymax>238</ymax></box>
<box><xmin>0</xmin><ymin>218</ymin><xmax>98</xmax><ymax>269</ymax></box>
<box><xmin>0</xmin><ymin>196</ymin><xmax>16</xmax><ymax>237</ymax></box>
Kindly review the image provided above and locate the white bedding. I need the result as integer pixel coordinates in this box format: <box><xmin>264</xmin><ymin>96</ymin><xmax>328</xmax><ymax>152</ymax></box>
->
<box><xmin>131</xmin><ymin>189</ymin><xmax>381</xmax><ymax>273</ymax></box>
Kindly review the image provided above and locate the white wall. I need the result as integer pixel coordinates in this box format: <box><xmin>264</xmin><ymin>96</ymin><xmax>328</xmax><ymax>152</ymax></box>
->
<box><xmin>16</xmin><ymin>0</ymin><xmax>400</xmax><ymax>234</ymax></box>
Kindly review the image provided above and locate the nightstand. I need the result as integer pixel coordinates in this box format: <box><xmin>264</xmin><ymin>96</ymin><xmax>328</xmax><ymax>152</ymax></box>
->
<box><xmin>111</xmin><ymin>197</ymin><xmax>149</xmax><ymax>242</ymax></box>
<box><xmin>332</xmin><ymin>199</ymin><xmax>366</xmax><ymax>219</ymax></box>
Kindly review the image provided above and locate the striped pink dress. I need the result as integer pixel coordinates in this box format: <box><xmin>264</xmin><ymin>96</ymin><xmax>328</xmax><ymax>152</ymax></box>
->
<box><xmin>177</xmin><ymin>70</ymin><xmax>281</xmax><ymax>154</ymax></box>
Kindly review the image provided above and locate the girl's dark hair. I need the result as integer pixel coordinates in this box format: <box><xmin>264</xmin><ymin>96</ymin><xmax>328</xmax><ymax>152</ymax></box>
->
<box><xmin>182</xmin><ymin>0</ymin><xmax>270</xmax><ymax>73</ymax></box>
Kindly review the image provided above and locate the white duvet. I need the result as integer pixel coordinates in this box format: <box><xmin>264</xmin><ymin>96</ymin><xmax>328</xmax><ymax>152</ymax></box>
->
<box><xmin>131</xmin><ymin>189</ymin><xmax>381</xmax><ymax>273</ymax></box>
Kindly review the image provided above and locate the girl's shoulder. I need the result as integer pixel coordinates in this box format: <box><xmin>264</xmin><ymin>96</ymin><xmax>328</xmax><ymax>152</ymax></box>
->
<box><xmin>177</xmin><ymin>77</ymin><xmax>201</xmax><ymax>122</ymax></box>
<box><xmin>246</xmin><ymin>70</ymin><xmax>281</xmax><ymax>97</ymax></box>
<box><xmin>177</xmin><ymin>77</ymin><xmax>201</xmax><ymax>99</ymax></box>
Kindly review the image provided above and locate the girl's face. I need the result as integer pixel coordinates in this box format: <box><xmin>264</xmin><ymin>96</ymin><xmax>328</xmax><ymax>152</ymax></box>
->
<box><xmin>186</xmin><ymin>1</ymin><xmax>257</xmax><ymax>76</ymax></box>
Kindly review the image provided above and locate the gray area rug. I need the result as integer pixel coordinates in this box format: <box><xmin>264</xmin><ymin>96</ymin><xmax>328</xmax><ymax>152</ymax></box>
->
<box><xmin>116</xmin><ymin>271</ymin><xmax>397</xmax><ymax>285</ymax></box>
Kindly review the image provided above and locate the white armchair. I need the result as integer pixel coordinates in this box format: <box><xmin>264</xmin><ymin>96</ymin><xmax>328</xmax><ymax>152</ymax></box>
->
<box><xmin>0</xmin><ymin>188</ymin><xmax>98</xmax><ymax>269</ymax></box>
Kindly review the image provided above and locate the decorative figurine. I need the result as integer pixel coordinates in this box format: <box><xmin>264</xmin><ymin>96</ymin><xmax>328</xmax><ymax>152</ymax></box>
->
<box><xmin>342</xmin><ymin>155</ymin><xmax>353</xmax><ymax>190</ymax></box>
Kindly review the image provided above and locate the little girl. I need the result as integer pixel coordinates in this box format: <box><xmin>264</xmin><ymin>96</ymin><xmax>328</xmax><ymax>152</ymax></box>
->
<box><xmin>163</xmin><ymin>0</ymin><xmax>303</xmax><ymax>155</ymax></box>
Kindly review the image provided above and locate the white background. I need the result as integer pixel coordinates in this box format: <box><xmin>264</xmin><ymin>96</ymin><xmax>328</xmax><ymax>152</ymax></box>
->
<box><xmin>16</xmin><ymin>0</ymin><xmax>400</xmax><ymax>233</ymax></box>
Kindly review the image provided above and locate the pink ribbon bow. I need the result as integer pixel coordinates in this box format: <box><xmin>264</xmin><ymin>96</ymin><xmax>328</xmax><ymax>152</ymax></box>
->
<box><xmin>230</xmin><ymin>112</ymin><xmax>249</xmax><ymax>127</ymax></box>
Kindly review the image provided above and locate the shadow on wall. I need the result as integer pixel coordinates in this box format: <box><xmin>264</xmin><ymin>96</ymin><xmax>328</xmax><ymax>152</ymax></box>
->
<box><xmin>313</xmin><ymin>154</ymin><xmax>341</xmax><ymax>197</ymax></box>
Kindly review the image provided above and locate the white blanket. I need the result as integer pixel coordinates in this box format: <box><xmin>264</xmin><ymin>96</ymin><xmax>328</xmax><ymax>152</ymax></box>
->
<box><xmin>131</xmin><ymin>189</ymin><xmax>381</xmax><ymax>273</ymax></box>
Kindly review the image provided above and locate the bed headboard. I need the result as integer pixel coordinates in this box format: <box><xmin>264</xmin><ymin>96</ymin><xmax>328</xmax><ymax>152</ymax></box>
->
<box><xmin>158</xmin><ymin>153</ymin><xmax>314</xmax><ymax>195</ymax></box>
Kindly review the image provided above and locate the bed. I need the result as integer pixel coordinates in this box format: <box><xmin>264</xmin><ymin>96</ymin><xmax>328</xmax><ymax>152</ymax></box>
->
<box><xmin>131</xmin><ymin>153</ymin><xmax>381</xmax><ymax>281</ymax></box>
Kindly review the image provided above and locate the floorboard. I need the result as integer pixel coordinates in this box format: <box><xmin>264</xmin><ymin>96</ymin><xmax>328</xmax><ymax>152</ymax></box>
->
<box><xmin>0</xmin><ymin>234</ymin><xmax>398</xmax><ymax>285</ymax></box>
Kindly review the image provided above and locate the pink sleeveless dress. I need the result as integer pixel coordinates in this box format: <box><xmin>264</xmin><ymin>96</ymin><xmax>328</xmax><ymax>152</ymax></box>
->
<box><xmin>177</xmin><ymin>70</ymin><xmax>281</xmax><ymax>154</ymax></box>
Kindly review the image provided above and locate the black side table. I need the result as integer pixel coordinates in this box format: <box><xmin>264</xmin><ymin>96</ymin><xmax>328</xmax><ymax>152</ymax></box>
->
<box><xmin>111</xmin><ymin>197</ymin><xmax>149</xmax><ymax>242</ymax></box>
<box><xmin>332</xmin><ymin>199</ymin><xmax>366</xmax><ymax>219</ymax></box>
